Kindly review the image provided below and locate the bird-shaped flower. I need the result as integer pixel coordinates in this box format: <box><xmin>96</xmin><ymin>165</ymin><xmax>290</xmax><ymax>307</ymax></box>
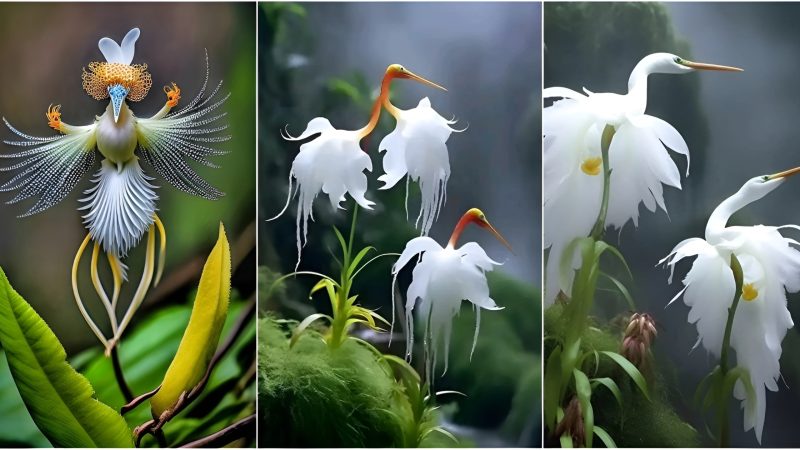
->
<box><xmin>270</xmin><ymin>64</ymin><xmax>445</xmax><ymax>268</ymax></box>
<box><xmin>660</xmin><ymin>166</ymin><xmax>800</xmax><ymax>443</ymax></box>
<box><xmin>378</xmin><ymin>65</ymin><xmax>456</xmax><ymax>236</ymax></box>
<box><xmin>543</xmin><ymin>53</ymin><xmax>742</xmax><ymax>306</ymax></box>
<box><xmin>0</xmin><ymin>28</ymin><xmax>230</xmax><ymax>351</ymax></box>
<box><xmin>391</xmin><ymin>208</ymin><xmax>512</xmax><ymax>375</ymax></box>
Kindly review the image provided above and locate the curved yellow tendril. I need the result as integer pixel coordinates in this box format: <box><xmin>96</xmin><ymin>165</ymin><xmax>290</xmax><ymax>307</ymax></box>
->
<box><xmin>154</xmin><ymin>215</ymin><xmax>167</xmax><ymax>287</ymax></box>
<box><xmin>72</xmin><ymin>233</ymin><xmax>110</xmax><ymax>349</ymax></box>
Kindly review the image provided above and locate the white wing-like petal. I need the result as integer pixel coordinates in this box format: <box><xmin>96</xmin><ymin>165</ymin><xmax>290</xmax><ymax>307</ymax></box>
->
<box><xmin>0</xmin><ymin>119</ymin><xmax>97</xmax><ymax>217</ymax></box>
<box><xmin>605</xmin><ymin>119</ymin><xmax>682</xmax><ymax>230</ymax></box>
<box><xmin>379</xmin><ymin>97</ymin><xmax>454</xmax><ymax>235</ymax></box>
<box><xmin>542</xmin><ymin>97</ymin><xmax>603</xmax><ymax>306</ymax></box>
<box><xmin>136</xmin><ymin>57</ymin><xmax>229</xmax><ymax>200</ymax></box>
<box><xmin>79</xmin><ymin>158</ymin><xmax>157</xmax><ymax>257</ymax></box>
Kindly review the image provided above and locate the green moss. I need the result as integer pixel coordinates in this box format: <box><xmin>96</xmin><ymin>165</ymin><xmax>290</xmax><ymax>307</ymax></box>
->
<box><xmin>259</xmin><ymin>317</ymin><xmax>407</xmax><ymax>447</ymax></box>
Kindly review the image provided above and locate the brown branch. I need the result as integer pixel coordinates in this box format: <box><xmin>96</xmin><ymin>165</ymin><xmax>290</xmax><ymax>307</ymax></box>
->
<box><xmin>180</xmin><ymin>414</ymin><xmax>255</xmax><ymax>448</ymax></box>
<box><xmin>122</xmin><ymin>384</ymin><xmax>161</xmax><ymax>415</ymax></box>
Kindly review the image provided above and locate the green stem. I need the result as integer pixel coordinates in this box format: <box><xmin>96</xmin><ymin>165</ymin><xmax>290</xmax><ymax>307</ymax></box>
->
<box><xmin>329</xmin><ymin>204</ymin><xmax>360</xmax><ymax>349</ymax></box>
<box><xmin>718</xmin><ymin>253</ymin><xmax>744</xmax><ymax>448</ymax></box>
<box><xmin>590</xmin><ymin>125</ymin><xmax>616</xmax><ymax>241</ymax></box>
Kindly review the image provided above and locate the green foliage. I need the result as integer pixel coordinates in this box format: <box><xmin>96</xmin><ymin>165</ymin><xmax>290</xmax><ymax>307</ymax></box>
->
<box><xmin>0</xmin><ymin>352</ymin><xmax>50</xmax><ymax>447</ymax></box>
<box><xmin>0</xmin><ymin>268</ymin><xmax>133</xmax><ymax>448</ymax></box>
<box><xmin>77</xmin><ymin>300</ymin><xmax>255</xmax><ymax>447</ymax></box>
<box><xmin>259</xmin><ymin>317</ymin><xmax>408</xmax><ymax>447</ymax></box>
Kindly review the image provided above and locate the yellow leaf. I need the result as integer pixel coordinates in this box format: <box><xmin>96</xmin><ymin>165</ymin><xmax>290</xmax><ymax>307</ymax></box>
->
<box><xmin>150</xmin><ymin>223</ymin><xmax>231</xmax><ymax>418</ymax></box>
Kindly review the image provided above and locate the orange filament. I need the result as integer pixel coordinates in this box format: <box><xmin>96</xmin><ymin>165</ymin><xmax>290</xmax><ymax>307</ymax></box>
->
<box><xmin>581</xmin><ymin>157</ymin><xmax>602</xmax><ymax>176</ymax></box>
<box><xmin>742</xmin><ymin>283</ymin><xmax>758</xmax><ymax>301</ymax></box>
<box><xmin>46</xmin><ymin>104</ymin><xmax>63</xmax><ymax>131</ymax></box>
<box><xmin>82</xmin><ymin>62</ymin><xmax>152</xmax><ymax>102</ymax></box>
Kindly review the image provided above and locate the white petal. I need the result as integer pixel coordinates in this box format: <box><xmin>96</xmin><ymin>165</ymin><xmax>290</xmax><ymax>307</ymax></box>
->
<box><xmin>78</xmin><ymin>158</ymin><xmax>158</xmax><ymax>257</ymax></box>
<box><xmin>98</xmin><ymin>37</ymin><xmax>123</xmax><ymax>64</ymax></box>
<box><xmin>283</xmin><ymin>117</ymin><xmax>335</xmax><ymax>141</ymax></box>
<box><xmin>644</xmin><ymin>115</ymin><xmax>690</xmax><ymax>176</ymax></box>
<box><xmin>543</xmin><ymin>86</ymin><xmax>586</xmax><ymax>100</ymax></box>
<box><xmin>119</xmin><ymin>28</ymin><xmax>140</xmax><ymax>65</ymax></box>
<box><xmin>393</xmin><ymin>237</ymin><xmax>442</xmax><ymax>274</ymax></box>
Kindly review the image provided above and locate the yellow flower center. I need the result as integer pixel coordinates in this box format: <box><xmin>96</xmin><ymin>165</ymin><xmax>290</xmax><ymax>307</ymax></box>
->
<box><xmin>742</xmin><ymin>283</ymin><xmax>759</xmax><ymax>301</ymax></box>
<box><xmin>581</xmin><ymin>157</ymin><xmax>602</xmax><ymax>176</ymax></box>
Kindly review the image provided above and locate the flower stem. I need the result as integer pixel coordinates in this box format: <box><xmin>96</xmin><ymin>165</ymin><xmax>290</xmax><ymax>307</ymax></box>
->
<box><xmin>717</xmin><ymin>253</ymin><xmax>744</xmax><ymax>448</ymax></box>
<box><xmin>110</xmin><ymin>345</ymin><xmax>133</xmax><ymax>403</ymax></box>
<box><xmin>590</xmin><ymin>125</ymin><xmax>616</xmax><ymax>241</ymax></box>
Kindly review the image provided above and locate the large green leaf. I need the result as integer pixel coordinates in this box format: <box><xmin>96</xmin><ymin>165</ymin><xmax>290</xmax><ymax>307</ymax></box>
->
<box><xmin>0</xmin><ymin>268</ymin><xmax>133</xmax><ymax>448</ymax></box>
<box><xmin>0</xmin><ymin>352</ymin><xmax>50</xmax><ymax>447</ymax></box>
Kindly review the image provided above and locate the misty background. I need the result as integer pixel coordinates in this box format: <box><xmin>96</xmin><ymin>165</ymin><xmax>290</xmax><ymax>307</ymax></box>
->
<box><xmin>260</xmin><ymin>2</ymin><xmax>541</xmax><ymax>447</ymax></box>
<box><xmin>546</xmin><ymin>2</ymin><xmax>800</xmax><ymax>447</ymax></box>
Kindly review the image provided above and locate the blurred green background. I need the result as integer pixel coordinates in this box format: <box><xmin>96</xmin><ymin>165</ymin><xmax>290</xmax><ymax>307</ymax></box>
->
<box><xmin>259</xmin><ymin>2</ymin><xmax>540</xmax><ymax>447</ymax></box>
<box><xmin>0</xmin><ymin>2</ymin><xmax>256</xmax><ymax>353</ymax></box>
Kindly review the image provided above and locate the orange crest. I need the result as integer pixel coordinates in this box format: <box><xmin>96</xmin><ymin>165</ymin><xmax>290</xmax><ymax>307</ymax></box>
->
<box><xmin>82</xmin><ymin>62</ymin><xmax>152</xmax><ymax>102</ymax></box>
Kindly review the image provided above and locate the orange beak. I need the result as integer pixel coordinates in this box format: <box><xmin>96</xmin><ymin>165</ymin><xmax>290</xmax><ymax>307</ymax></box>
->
<box><xmin>481</xmin><ymin>219</ymin><xmax>514</xmax><ymax>254</ymax></box>
<box><xmin>400</xmin><ymin>69</ymin><xmax>447</xmax><ymax>91</ymax></box>
<box><xmin>768</xmin><ymin>166</ymin><xmax>800</xmax><ymax>180</ymax></box>
<box><xmin>681</xmin><ymin>60</ymin><xmax>743</xmax><ymax>72</ymax></box>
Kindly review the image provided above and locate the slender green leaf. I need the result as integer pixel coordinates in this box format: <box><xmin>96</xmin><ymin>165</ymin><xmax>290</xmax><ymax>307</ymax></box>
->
<box><xmin>558</xmin><ymin>237</ymin><xmax>592</xmax><ymax>292</ymax></box>
<box><xmin>573</xmin><ymin>369</ymin><xmax>593</xmax><ymax>447</ymax></box>
<box><xmin>600</xmin><ymin>351</ymin><xmax>650</xmax><ymax>400</ymax></box>
<box><xmin>694</xmin><ymin>366</ymin><xmax>720</xmax><ymax>407</ymax></box>
<box><xmin>347</xmin><ymin>246</ymin><xmax>375</xmax><ymax>279</ymax></box>
<box><xmin>599</xmin><ymin>272</ymin><xmax>636</xmax><ymax>310</ymax></box>
<box><xmin>560</xmin><ymin>434</ymin><xmax>574</xmax><ymax>448</ymax></box>
<box><xmin>595</xmin><ymin>241</ymin><xmax>633</xmax><ymax>280</ymax></box>
<box><xmin>290</xmin><ymin>313</ymin><xmax>332</xmax><ymax>347</ymax></box>
<box><xmin>594</xmin><ymin>425</ymin><xmax>617</xmax><ymax>448</ymax></box>
<box><xmin>0</xmin><ymin>268</ymin><xmax>133</xmax><ymax>447</ymax></box>
<box><xmin>591</xmin><ymin>377</ymin><xmax>622</xmax><ymax>409</ymax></box>
<box><xmin>332</xmin><ymin>226</ymin><xmax>348</xmax><ymax>262</ymax></box>
<box><xmin>544</xmin><ymin>346</ymin><xmax>563</xmax><ymax>429</ymax></box>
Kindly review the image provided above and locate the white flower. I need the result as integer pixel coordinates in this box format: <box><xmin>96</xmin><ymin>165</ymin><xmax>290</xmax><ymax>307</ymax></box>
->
<box><xmin>271</xmin><ymin>117</ymin><xmax>374</xmax><ymax>267</ymax></box>
<box><xmin>661</xmin><ymin>169</ymin><xmax>800</xmax><ymax>443</ymax></box>
<box><xmin>391</xmin><ymin>208</ymin><xmax>510</xmax><ymax>374</ymax></box>
<box><xmin>543</xmin><ymin>52</ymin><xmax>741</xmax><ymax>306</ymax></box>
<box><xmin>378</xmin><ymin>97</ymin><xmax>460</xmax><ymax>235</ymax></box>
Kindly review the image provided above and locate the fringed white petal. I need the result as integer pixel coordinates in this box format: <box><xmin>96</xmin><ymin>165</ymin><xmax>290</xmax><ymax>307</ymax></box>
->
<box><xmin>280</xmin><ymin>120</ymin><xmax>374</xmax><ymax>268</ymax></box>
<box><xmin>79</xmin><ymin>158</ymin><xmax>158</xmax><ymax>258</ymax></box>
<box><xmin>379</xmin><ymin>97</ymin><xmax>454</xmax><ymax>235</ymax></box>
<box><xmin>665</xmin><ymin>224</ymin><xmax>800</xmax><ymax>443</ymax></box>
<box><xmin>396</xmin><ymin>239</ymin><xmax>501</xmax><ymax>375</ymax></box>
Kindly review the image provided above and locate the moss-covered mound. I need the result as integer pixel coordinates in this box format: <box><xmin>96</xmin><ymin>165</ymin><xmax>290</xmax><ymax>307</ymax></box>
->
<box><xmin>259</xmin><ymin>317</ymin><xmax>407</xmax><ymax>447</ymax></box>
